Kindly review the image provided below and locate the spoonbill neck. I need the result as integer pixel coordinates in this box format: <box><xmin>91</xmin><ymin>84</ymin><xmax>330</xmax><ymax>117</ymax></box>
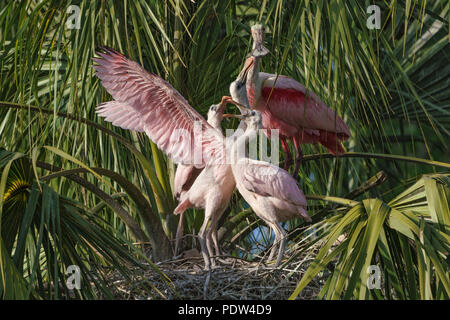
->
<box><xmin>246</xmin><ymin>58</ymin><xmax>262</xmax><ymax>108</ymax></box>
<box><xmin>229</xmin><ymin>125</ymin><xmax>257</xmax><ymax>165</ymax></box>
<box><xmin>207</xmin><ymin>116</ymin><xmax>223</xmax><ymax>132</ymax></box>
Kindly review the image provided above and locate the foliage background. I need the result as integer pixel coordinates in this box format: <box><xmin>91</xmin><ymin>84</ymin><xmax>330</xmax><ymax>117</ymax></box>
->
<box><xmin>0</xmin><ymin>0</ymin><xmax>448</xmax><ymax>299</ymax></box>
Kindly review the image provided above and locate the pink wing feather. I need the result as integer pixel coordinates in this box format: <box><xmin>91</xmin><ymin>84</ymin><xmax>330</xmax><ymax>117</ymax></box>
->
<box><xmin>237</xmin><ymin>159</ymin><xmax>307</xmax><ymax>207</ymax></box>
<box><xmin>261</xmin><ymin>74</ymin><xmax>350</xmax><ymax>137</ymax></box>
<box><xmin>93</xmin><ymin>47</ymin><xmax>225</xmax><ymax>167</ymax></box>
<box><xmin>173</xmin><ymin>164</ymin><xmax>203</xmax><ymax>200</ymax></box>
<box><xmin>96</xmin><ymin>101</ymin><xmax>145</xmax><ymax>132</ymax></box>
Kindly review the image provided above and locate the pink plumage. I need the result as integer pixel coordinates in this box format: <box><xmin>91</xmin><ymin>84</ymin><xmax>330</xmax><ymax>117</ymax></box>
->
<box><xmin>258</xmin><ymin>74</ymin><xmax>350</xmax><ymax>155</ymax></box>
<box><xmin>230</xmin><ymin>110</ymin><xmax>311</xmax><ymax>266</ymax></box>
<box><xmin>238</xmin><ymin>161</ymin><xmax>306</xmax><ymax>206</ymax></box>
<box><xmin>242</xmin><ymin>43</ymin><xmax>351</xmax><ymax>175</ymax></box>
<box><xmin>93</xmin><ymin>48</ymin><xmax>236</xmax><ymax>269</ymax></box>
<box><xmin>93</xmin><ymin>47</ymin><xmax>225</xmax><ymax>168</ymax></box>
<box><xmin>172</xmin><ymin>163</ymin><xmax>203</xmax><ymax>256</ymax></box>
<box><xmin>173</xmin><ymin>164</ymin><xmax>203</xmax><ymax>201</ymax></box>
<box><xmin>235</xmin><ymin>159</ymin><xmax>310</xmax><ymax>223</ymax></box>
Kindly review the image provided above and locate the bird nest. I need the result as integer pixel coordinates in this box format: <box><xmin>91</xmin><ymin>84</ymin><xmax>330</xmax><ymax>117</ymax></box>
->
<box><xmin>101</xmin><ymin>244</ymin><xmax>324</xmax><ymax>300</ymax></box>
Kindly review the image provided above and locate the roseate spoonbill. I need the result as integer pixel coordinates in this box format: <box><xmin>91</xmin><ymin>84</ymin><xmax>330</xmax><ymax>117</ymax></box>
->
<box><xmin>241</xmin><ymin>24</ymin><xmax>351</xmax><ymax>178</ymax></box>
<box><xmin>174</xmin><ymin>72</ymin><xmax>253</xmax><ymax>257</ymax></box>
<box><xmin>173</xmin><ymin>97</ymin><xmax>250</xmax><ymax>268</ymax></box>
<box><xmin>175</xmin><ymin>75</ymin><xmax>264</xmax><ymax>259</ymax></box>
<box><xmin>93</xmin><ymin>47</ymin><xmax>242</xmax><ymax>269</ymax></box>
<box><xmin>227</xmin><ymin>110</ymin><xmax>312</xmax><ymax>266</ymax></box>
<box><xmin>224</xmin><ymin>75</ymin><xmax>252</xmax><ymax>131</ymax></box>
<box><xmin>173</xmin><ymin>96</ymin><xmax>239</xmax><ymax>256</ymax></box>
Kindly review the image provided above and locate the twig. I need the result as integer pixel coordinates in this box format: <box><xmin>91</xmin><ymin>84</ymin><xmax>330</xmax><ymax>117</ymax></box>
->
<box><xmin>203</xmin><ymin>271</ymin><xmax>212</xmax><ymax>299</ymax></box>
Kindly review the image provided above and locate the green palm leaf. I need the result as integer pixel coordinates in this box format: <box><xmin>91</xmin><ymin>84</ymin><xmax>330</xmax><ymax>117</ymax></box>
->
<box><xmin>0</xmin><ymin>0</ymin><xmax>448</xmax><ymax>299</ymax></box>
<box><xmin>290</xmin><ymin>173</ymin><xmax>449</xmax><ymax>300</ymax></box>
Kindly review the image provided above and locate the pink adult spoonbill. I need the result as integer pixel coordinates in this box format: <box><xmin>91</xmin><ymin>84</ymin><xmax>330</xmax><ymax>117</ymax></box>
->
<box><xmin>241</xmin><ymin>24</ymin><xmax>351</xmax><ymax>177</ymax></box>
<box><xmin>227</xmin><ymin>110</ymin><xmax>312</xmax><ymax>266</ymax></box>
<box><xmin>93</xmin><ymin>47</ymin><xmax>243</xmax><ymax>269</ymax></box>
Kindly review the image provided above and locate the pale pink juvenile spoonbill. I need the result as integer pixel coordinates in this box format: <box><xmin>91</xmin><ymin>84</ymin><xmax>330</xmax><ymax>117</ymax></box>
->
<box><xmin>241</xmin><ymin>24</ymin><xmax>351</xmax><ymax>177</ymax></box>
<box><xmin>227</xmin><ymin>110</ymin><xmax>312</xmax><ymax>266</ymax></box>
<box><xmin>173</xmin><ymin>96</ymin><xmax>240</xmax><ymax>257</ymax></box>
<box><xmin>173</xmin><ymin>96</ymin><xmax>250</xmax><ymax>266</ymax></box>
<box><xmin>173</xmin><ymin>163</ymin><xmax>202</xmax><ymax>255</ymax></box>
<box><xmin>174</xmin><ymin>70</ymin><xmax>253</xmax><ymax>258</ymax></box>
<box><xmin>93</xmin><ymin>47</ymin><xmax>243</xmax><ymax>269</ymax></box>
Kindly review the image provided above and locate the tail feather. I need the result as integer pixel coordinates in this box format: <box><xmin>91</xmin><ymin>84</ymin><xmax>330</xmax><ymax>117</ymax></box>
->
<box><xmin>319</xmin><ymin>131</ymin><xmax>346</xmax><ymax>155</ymax></box>
<box><xmin>298</xmin><ymin>207</ymin><xmax>312</xmax><ymax>222</ymax></box>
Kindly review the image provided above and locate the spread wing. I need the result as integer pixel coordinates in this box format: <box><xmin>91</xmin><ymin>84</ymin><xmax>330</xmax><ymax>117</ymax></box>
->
<box><xmin>93</xmin><ymin>47</ymin><xmax>225</xmax><ymax>167</ymax></box>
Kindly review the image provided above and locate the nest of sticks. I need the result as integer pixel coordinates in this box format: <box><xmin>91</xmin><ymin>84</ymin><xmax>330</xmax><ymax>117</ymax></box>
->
<box><xmin>101</xmin><ymin>240</ymin><xmax>326</xmax><ymax>300</ymax></box>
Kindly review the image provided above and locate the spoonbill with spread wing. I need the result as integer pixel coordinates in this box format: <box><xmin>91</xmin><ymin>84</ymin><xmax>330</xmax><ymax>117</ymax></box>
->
<box><xmin>94</xmin><ymin>48</ymin><xmax>243</xmax><ymax>269</ymax></box>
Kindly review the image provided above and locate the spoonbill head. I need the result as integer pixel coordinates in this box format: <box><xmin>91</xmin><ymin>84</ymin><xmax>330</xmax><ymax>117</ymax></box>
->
<box><xmin>206</xmin><ymin>96</ymin><xmax>229</xmax><ymax>128</ymax></box>
<box><xmin>230</xmin><ymin>109</ymin><xmax>262</xmax><ymax>130</ymax></box>
<box><xmin>251</xmin><ymin>24</ymin><xmax>270</xmax><ymax>57</ymax></box>
<box><xmin>229</xmin><ymin>77</ymin><xmax>249</xmax><ymax>109</ymax></box>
